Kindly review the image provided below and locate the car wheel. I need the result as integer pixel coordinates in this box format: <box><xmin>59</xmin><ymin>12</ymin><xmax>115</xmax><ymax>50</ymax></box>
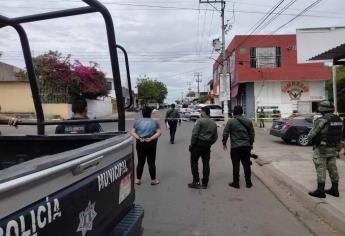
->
<box><xmin>297</xmin><ymin>133</ymin><xmax>309</xmax><ymax>146</ymax></box>
<box><xmin>282</xmin><ymin>138</ymin><xmax>291</xmax><ymax>143</ymax></box>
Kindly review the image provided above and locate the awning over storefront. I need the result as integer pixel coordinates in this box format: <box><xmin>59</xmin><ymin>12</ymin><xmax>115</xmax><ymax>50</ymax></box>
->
<box><xmin>310</xmin><ymin>43</ymin><xmax>345</xmax><ymax>65</ymax></box>
<box><xmin>296</xmin><ymin>27</ymin><xmax>345</xmax><ymax>63</ymax></box>
<box><xmin>230</xmin><ymin>84</ymin><xmax>239</xmax><ymax>98</ymax></box>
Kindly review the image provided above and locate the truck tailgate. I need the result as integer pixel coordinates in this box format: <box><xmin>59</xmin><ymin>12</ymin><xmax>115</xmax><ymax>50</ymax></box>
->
<box><xmin>0</xmin><ymin>135</ymin><xmax>141</xmax><ymax>235</ymax></box>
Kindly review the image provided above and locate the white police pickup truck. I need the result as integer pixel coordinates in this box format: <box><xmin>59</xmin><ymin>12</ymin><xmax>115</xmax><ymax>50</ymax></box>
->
<box><xmin>0</xmin><ymin>1</ymin><xmax>143</xmax><ymax>235</ymax></box>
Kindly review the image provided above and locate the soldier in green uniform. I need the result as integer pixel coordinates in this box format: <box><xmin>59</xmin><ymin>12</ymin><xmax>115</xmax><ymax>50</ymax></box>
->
<box><xmin>222</xmin><ymin>105</ymin><xmax>255</xmax><ymax>189</ymax></box>
<box><xmin>188</xmin><ymin>106</ymin><xmax>218</xmax><ymax>189</ymax></box>
<box><xmin>308</xmin><ymin>101</ymin><xmax>343</xmax><ymax>198</ymax></box>
<box><xmin>165</xmin><ymin>104</ymin><xmax>181</xmax><ymax>144</ymax></box>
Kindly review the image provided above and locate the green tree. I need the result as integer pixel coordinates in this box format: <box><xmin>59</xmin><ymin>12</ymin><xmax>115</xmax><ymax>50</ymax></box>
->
<box><xmin>137</xmin><ymin>78</ymin><xmax>168</xmax><ymax>104</ymax></box>
<box><xmin>326</xmin><ymin>66</ymin><xmax>345</xmax><ymax>114</ymax></box>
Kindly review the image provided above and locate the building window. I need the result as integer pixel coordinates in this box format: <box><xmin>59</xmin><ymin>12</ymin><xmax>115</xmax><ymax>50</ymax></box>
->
<box><xmin>276</xmin><ymin>47</ymin><xmax>282</xmax><ymax>67</ymax></box>
<box><xmin>239</xmin><ymin>47</ymin><xmax>246</xmax><ymax>53</ymax></box>
<box><xmin>250</xmin><ymin>47</ymin><xmax>256</xmax><ymax>68</ymax></box>
<box><xmin>250</xmin><ymin>47</ymin><xmax>282</xmax><ymax>68</ymax></box>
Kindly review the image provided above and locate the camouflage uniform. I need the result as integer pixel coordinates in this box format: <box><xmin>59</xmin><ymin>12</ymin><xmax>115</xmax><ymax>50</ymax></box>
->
<box><xmin>307</xmin><ymin>102</ymin><xmax>342</xmax><ymax>198</ymax></box>
<box><xmin>307</xmin><ymin>117</ymin><xmax>339</xmax><ymax>183</ymax></box>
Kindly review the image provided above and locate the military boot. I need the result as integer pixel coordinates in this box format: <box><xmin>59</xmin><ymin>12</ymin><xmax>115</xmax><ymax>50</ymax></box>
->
<box><xmin>325</xmin><ymin>182</ymin><xmax>339</xmax><ymax>197</ymax></box>
<box><xmin>308</xmin><ymin>182</ymin><xmax>326</xmax><ymax>198</ymax></box>
<box><xmin>245</xmin><ymin>180</ymin><xmax>253</xmax><ymax>188</ymax></box>
<box><xmin>228</xmin><ymin>182</ymin><xmax>240</xmax><ymax>189</ymax></box>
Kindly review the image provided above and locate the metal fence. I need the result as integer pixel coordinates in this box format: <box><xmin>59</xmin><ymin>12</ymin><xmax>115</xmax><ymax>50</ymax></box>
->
<box><xmin>38</xmin><ymin>80</ymin><xmax>69</xmax><ymax>104</ymax></box>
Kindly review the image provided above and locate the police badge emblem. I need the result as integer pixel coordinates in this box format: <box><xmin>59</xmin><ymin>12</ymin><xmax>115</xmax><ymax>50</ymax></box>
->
<box><xmin>77</xmin><ymin>201</ymin><xmax>97</xmax><ymax>236</ymax></box>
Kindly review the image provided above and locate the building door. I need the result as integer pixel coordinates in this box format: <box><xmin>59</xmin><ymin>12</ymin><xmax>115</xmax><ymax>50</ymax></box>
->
<box><xmin>297</xmin><ymin>101</ymin><xmax>311</xmax><ymax>115</ymax></box>
<box><xmin>312</xmin><ymin>101</ymin><xmax>320</xmax><ymax>113</ymax></box>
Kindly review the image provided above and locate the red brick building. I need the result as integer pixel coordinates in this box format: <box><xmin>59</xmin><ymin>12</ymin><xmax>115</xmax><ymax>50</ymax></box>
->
<box><xmin>212</xmin><ymin>34</ymin><xmax>331</xmax><ymax>118</ymax></box>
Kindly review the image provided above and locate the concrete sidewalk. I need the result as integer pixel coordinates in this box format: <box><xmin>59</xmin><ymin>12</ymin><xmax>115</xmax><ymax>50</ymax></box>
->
<box><xmin>251</xmin><ymin>127</ymin><xmax>345</xmax><ymax>234</ymax></box>
<box><xmin>215</xmin><ymin>120</ymin><xmax>345</xmax><ymax>233</ymax></box>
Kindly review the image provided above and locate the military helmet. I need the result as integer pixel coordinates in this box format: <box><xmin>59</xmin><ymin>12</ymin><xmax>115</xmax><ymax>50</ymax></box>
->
<box><xmin>318</xmin><ymin>100</ymin><xmax>335</xmax><ymax>113</ymax></box>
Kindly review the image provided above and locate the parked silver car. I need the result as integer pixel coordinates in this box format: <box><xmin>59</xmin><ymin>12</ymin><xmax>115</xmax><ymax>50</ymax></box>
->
<box><xmin>190</xmin><ymin>104</ymin><xmax>224</xmax><ymax>120</ymax></box>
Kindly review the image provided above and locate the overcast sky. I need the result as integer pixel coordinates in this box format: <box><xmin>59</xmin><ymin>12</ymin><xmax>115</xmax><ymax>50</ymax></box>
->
<box><xmin>0</xmin><ymin>0</ymin><xmax>344</xmax><ymax>103</ymax></box>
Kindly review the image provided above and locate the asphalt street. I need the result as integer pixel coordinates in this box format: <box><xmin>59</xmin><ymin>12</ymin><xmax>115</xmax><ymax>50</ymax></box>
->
<box><xmin>133</xmin><ymin>111</ymin><xmax>314</xmax><ymax>236</ymax></box>
<box><xmin>0</xmin><ymin>110</ymin><xmax>333</xmax><ymax>235</ymax></box>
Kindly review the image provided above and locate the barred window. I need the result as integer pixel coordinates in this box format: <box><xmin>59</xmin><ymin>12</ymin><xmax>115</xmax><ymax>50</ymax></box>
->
<box><xmin>250</xmin><ymin>47</ymin><xmax>282</xmax><ymax>68</ymax></box>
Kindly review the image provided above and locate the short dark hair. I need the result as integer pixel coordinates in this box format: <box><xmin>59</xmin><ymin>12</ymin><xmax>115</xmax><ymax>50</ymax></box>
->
<box><xmin>142</xmin><ymin>106</ymin><xmax>152</xmax><ymax>118</ymax></box>
<box><xmin>171</xmin><ymin>104</ymin><xmax>175</xmax><ymax>108</ymax></box>
<box><xmin>233</xmin><ymin>105</ymin><xmax>243</xmax><ymax>116</ymax></box>
<box><xmin>201</xmin><ymin>106</ymin><xmax>210</xmax><ymax>116</ymax></box>
<box><xmin>72</xmin><ymin>97</ymin><xmax>87</xmax><ymax>114</ymax></box>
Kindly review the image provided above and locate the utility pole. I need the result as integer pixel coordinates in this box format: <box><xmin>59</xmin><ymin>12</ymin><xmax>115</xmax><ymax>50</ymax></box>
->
<box><xmin>194</xmin><ymin>72</ymin><xmax>202</xmax><ymax>98</ymax></box>
<box><xmin>187</xmin><ymin>81</ymin><xmax>192</xmax><ymax>92</ymax></box>
<box><xmin>199</xmin><ymin>0</ymin><xmax>229</xmax><ymax>121</ymax></box>
<box><xmin>332</xmin><ymin>64</ymin><xmax>338</xmax><ymax>113</ymax></box>
<box><xmin>187</xmin><ymin>81</ymin><xmax>192</xmax><ymax>102</ymax></box>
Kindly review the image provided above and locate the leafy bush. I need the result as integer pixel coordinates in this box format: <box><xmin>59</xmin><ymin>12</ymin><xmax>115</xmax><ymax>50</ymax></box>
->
<box><xmin>16</xmin><ymin>51</ymin><xmax>109</xmax><ymax>102</ymax></box>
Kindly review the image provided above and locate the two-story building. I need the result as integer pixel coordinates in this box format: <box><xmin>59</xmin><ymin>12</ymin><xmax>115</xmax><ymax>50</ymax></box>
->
<box><xmin>212</xmin><ymin>34</ymin><xmax>331</xmax><ymax>118</ymax></box>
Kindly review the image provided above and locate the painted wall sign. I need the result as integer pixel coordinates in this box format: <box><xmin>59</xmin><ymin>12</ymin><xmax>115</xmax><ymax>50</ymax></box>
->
<box><xmin>281</xmin><ymin>81</ymin><xmax>309</xmax><ymax>101</ymax></box>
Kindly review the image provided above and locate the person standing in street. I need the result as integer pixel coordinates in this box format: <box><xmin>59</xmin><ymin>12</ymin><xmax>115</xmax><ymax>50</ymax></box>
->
<box><xmin>258</xmin><ymin>108</ymin><xmax>265</xmax><ymax>128</ymax></box>
<box><xmin>308</xmin><ymin>101</ymin><xmax>343</xmax><ymax>198</ymax></box>
<box><xmin>165</xmin><ymin>104</ymin><xmax>181</xmax><ymax>144</ymax></box>
<box><xmin>222</xmin><ymin>105</ymin><xmax>255</xmax><ymax>189</ymax></box>
<box><xmin>188</xmin><ymin>106</ymin><xmax>218</xmax><ymax>189</ymax></box>
<box><xmin>131</xmin><ymin>106</ymin><xmax>161</xmax><ymax>186</ymax></box>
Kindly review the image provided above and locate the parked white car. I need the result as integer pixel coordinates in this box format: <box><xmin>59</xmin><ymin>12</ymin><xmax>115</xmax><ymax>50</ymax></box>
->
<box><xmin>190</xmin><ymin>104</ymin><xmax>224</xmax><ymax>120</ymax></box>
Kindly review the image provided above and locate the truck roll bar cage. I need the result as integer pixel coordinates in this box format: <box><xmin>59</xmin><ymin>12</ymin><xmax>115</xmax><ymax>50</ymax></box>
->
<box><xmin>0</xmin><ymin>0</ymin><xmax>133</xmax><ymax>134</ymax></box>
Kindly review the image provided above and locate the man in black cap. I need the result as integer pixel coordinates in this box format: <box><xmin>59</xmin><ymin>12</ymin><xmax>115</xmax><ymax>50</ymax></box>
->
<box><xmin>188</xmin><ymin>106</ymin><xmax>218</xmax><ymax>189</ymax></box>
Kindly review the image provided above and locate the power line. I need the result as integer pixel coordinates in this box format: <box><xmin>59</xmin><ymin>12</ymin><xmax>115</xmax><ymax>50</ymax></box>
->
<box><xmin>207</xmin><ymin>7</ymin><xmax>216</xmax><ymax>55</ymax></box>
<box><xmin>214</xmin><ymin>0</ymin><xmax>324</xmax><ymax>67</ymax></box>
<box><xmin>199</xmin><ymin>5</ymin><xmax>209</xmax><ymax>55</ymax></box>
<box><xmin>271</xmin><ymin>0</ymin><xmax>323</xmax><ymax>34</ymax></box>
<box><xmin>238</xmin><ymin>0</ymin><xmax>286</xmax><ymax>49</ymax></box>
<box><xmin>194</xmin><ymin>72</ymin><xmax>202</xmax><ymax>96</ymax></box>
<box><xmin>2</xmin><ymin>2</ymin><xmax>344</xmax><ymax>19</ymax></box>
<box><xmin>196</xmin><ymin>3</ymin><xmax>201</xmax><ymax>55</ymax></box>
<box><xmin>242</xmin><ymin>0</ymin><xmax>325</xmax><ymax>48</ymax></box>
<box><xmin>255</xmin><ymin>0</ymin><xmax>298</xmax><ymax>34</ymax></box>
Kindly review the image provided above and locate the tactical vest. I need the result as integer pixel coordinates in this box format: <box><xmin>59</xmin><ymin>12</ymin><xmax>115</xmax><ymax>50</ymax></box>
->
<box><xmin>314</xmin><ymin>114</ymin><xmax>343</xmax><ymax>146</ymax></box>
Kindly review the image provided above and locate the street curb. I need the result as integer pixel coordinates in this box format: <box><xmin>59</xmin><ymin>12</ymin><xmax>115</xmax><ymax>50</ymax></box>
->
<box><xmin>252</xmin><ymin>162</ymin><xmax>345</xmax><ymax>235</ymax></box>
